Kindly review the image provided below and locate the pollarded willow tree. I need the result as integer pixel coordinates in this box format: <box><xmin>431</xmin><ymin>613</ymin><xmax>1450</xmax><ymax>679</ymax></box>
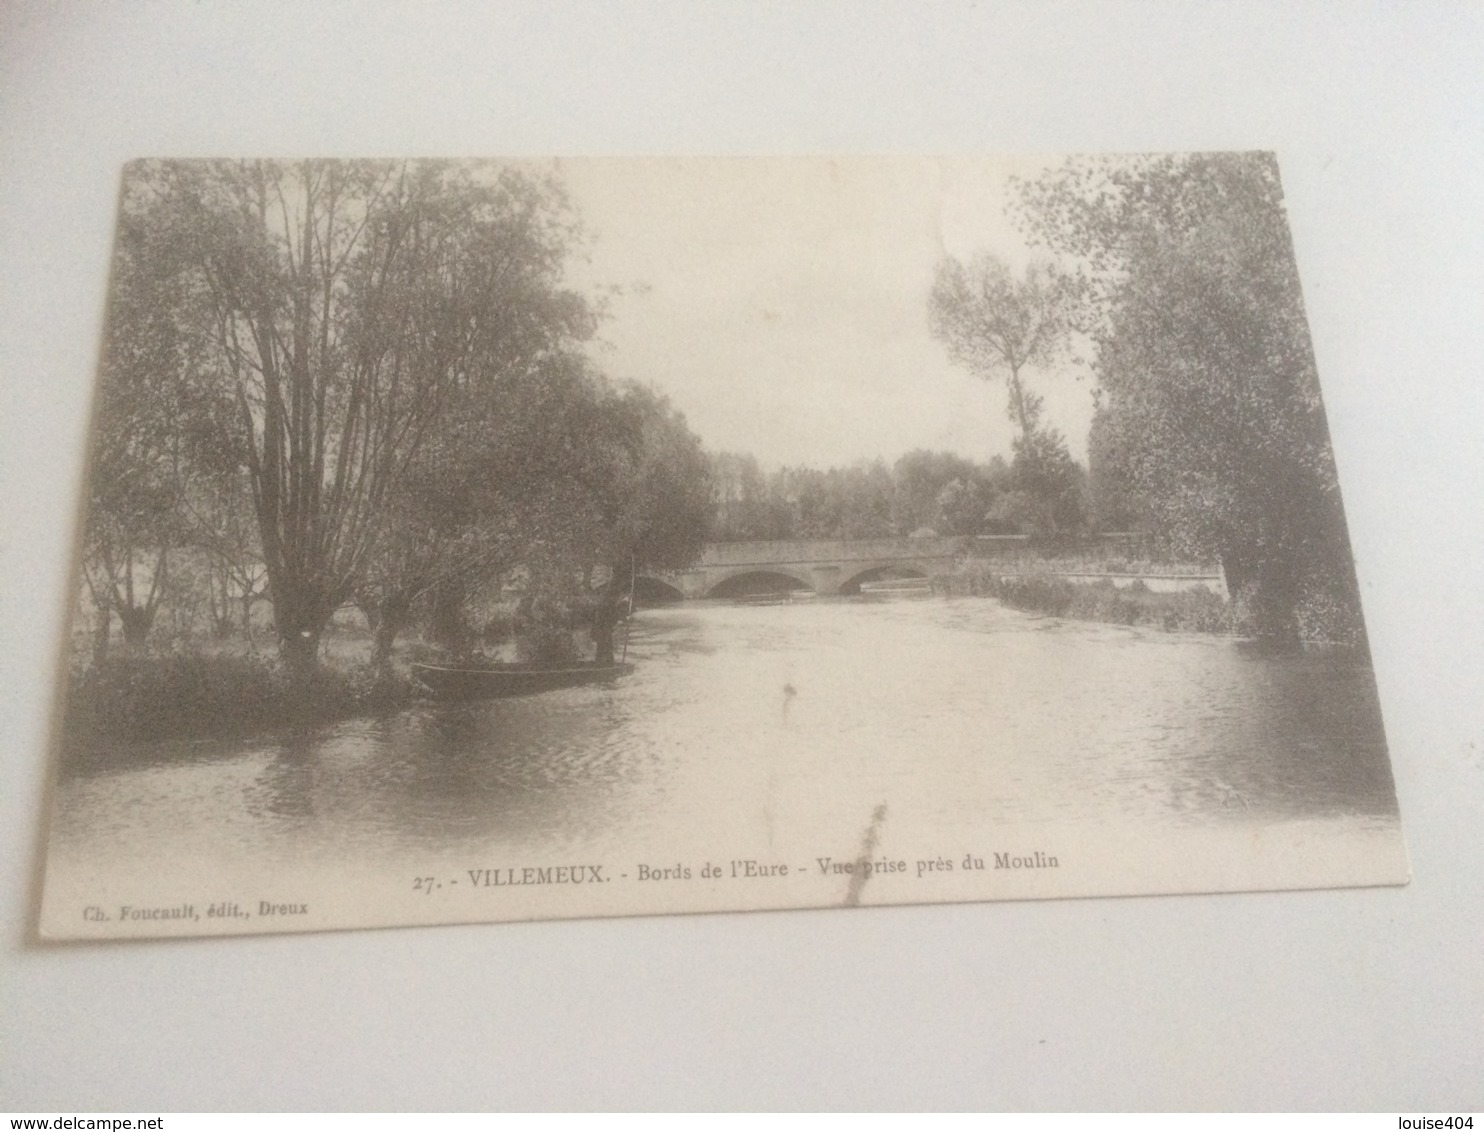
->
<box><xmin>1014</xmin><ymin>152</ymin><xmax>1363</xmax><ymax>641</ymax></box>
<box><xmin>127</xmin><ymin>159</ymin><xmax>596</xmax><ymax>669</ymax></box>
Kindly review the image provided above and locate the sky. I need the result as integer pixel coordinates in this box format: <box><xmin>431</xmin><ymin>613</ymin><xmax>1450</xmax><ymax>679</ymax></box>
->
<box><xmin>557</xmin><ymin>156</ymin><xmax>1097</xmax><ymax>470</ymax></box>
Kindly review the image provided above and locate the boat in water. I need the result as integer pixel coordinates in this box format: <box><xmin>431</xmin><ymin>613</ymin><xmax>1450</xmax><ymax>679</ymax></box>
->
<box><xmin>411</xmin><ymin>660</ymin><xmax>633</xmax><ymax>700</ymax></box>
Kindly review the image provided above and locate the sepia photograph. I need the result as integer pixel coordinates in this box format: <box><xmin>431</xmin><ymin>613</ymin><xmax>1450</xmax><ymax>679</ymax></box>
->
<box><xmin>38</xmin><ymin>153</ymin><xmax>1408</xmax><ymax>940</ymax></box>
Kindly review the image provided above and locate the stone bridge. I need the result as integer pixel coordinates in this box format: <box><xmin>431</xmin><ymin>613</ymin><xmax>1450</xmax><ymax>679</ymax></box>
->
<box><xmin>643</xmin><ymin>536</ymin><xmax>963</xmax><ymax>600</ymax></box>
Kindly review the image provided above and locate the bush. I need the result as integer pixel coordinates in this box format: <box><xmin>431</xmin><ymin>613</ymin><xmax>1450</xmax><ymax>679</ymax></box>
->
<box><xmin>63</xmin><ymin>653</ymin><xmax>415</xmax><ymax>748</ymax></box>
<box><xmin>944</xmin><ymin>561</ymin><xmax>1243</xmax><ymax>636</ymax></box>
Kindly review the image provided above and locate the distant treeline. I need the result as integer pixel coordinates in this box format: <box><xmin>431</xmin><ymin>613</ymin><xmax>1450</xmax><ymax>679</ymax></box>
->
<box><xmin>79</xmin><ymin>159</ymin><xmax>712</xmax><ymax>675</ymax></box>
<box><xmin>710</xmin><ymin>444</ymin><xmax>1105</xmax><ymax>543</ymax></box>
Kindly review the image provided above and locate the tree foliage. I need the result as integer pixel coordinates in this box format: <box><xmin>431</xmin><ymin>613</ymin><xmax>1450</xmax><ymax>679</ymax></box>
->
<box><xmin>705</xmin><ymin>448</ymin><xmax>1058</xmax><ymax>542</ymax></box>
<box><xmin>928</xmin><ymin>253</ymin><xmax>1075</xmax><ymax>441</ymax></box>
<box><xmin>82</xmin><ymin>180</ymin><xmax>218</xmax><ymax>655</ymax></box>
<box><xmin>114</xmin><ymin>160</ymin><xmax>596</xmax><ymax>667</ymax></box>
<box><xmin>83</xmin><ymin>160</ymin><xmax>716</xmax><ymax>671</ymax></box>
<box><xmin>1006</xmin><ymin>426</ymin><xmax>1086</xmax><ymax>535</ymax></box>
<box><xmin>1084</xmin><ymin>400</ymin><xmax>1147</xmax><ymax>534</ymax></box>
<box><xmin>1016</xmin><ymin>152</ymin><xmax>1361</xmax><ymax>640</ymax></box>
<box><xmin>353</xmin><ymin>351</ymin><xmax>713</xmax><ymax>662</ymax></box>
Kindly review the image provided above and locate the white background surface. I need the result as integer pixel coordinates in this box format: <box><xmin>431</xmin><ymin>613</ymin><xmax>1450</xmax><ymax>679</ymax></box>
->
<box><xmin>2</xmin><ymin>1</ymin><xmax>1481</xmax><ymax>1111</ymax></box>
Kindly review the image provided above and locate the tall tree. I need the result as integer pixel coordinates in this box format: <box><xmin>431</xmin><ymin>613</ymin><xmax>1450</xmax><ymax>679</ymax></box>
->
<box><xmin>1007</xmin><ymin>425</ymin><xmax>1086</xmax><ymax>535</ymax></box>
<box><xmin>566</xmin><ymin>380</ymin><xmax>712</xmax><ymax>662</ymax></box>
<box><xmin>928</xmin><ymin>253</ymin><xmax>1074</xmax><ymax>443</ymax></box>
<box><xmin>1085</xmin><ymin>398</ymin><xmax>1148</xmax><ymax>534</ymax></box>
<box><xmin>1017</xmin><ymin>153</ymin><xmax>1361</xmax><ymax>640</ymax></box>
<box><xmin>82</xmin><ymin>181</ymin><xmax>213</xmax><ymax>656</ymax></box>
<box><xmin>892</xmin><ymin>449</ymin><xmax>979</xmax><ymax>534</ymax></box>
<box><xmin>361</xmin><ymin>351</ymin><xmax>610</xmax><ymax>662</ymax></box>
<box><xmin>137</xmin><ymin>159</ymin><xmax>595</xmax><ymax>669</ymax></box>
<box><xmin>611</xmin><ymin>387</ymin><xmax>714</xmax><ymax>575</ymax></box>
<box><xmin>184</xmin><ymin>463</ymin><xmax>269</xmax><ymax>641</ymax></box>
<box><xmin>710</xmin><ymin>451</ymin><xmax>778</xmax><ymax>541</ymax></box>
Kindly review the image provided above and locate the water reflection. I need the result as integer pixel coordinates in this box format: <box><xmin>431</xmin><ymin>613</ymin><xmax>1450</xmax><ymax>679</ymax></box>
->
<box><xmin>51</xmin><ymin>598</ymin><xmax>1398</xmax><ymax>872</ymax></box>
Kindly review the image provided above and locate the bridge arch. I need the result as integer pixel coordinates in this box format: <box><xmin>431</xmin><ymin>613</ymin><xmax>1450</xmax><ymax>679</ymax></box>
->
<box><xmin>651</xmin><ymin>536</ymin><xmax>963</xmax><ymax>599</ymax></box>
<box><xmin>838</xmin><ymin>562</ymin><xmax>932</xmax><ymax>594</ymax></box>
<box><xmin>704</xmin><ymin>569</ymin><xmax>814</xmax><ymax>600</ymax></box>
<box><xmin>633</xmin><ymin>575</ymin><xmax>685</xmax><ymax>604</ymax></box>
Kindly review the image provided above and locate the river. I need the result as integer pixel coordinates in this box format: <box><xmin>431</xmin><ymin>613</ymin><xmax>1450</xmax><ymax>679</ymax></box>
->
<box><xmin>40</xmin><ymin>597</ymin><xmax>1408</xmax><ymax>937</ymax></box>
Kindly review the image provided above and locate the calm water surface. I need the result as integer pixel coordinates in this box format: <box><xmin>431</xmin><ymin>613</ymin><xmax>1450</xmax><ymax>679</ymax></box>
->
<box><xmin>50</xmin><ymin>598</ymin><xmax>1399</xmax><ymax>883</ymax></box>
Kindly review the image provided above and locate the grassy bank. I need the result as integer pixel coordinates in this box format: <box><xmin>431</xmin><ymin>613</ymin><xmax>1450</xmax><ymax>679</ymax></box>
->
<box><xmin>62</xmin><ymin>650</ymin><xmax>418</xmax><ymax>749</ymax></box>
<box><xmin>944</xmin><ymin>559</ymin><xmax>1368</xmax><ymax>645</ymax></box>
<box><xmin>944</xmin><ymin>560</ymin><xmax>1239</xmax><ymax>634</ymax></box>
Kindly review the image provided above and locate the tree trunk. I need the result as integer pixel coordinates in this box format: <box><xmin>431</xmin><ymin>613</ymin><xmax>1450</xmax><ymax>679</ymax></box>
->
<box><xmin>1222</xmin><ymin>548</ymin><xmax>1300</xmax><ymax>645</ymax></box>
<box><xmin>117</xmin><ymin>604</ymin><xmax>156</xmax><ymax>650</ymax></box>
<box><xmin>429</xmin><ymin>577</ymin><xmax>469</xmax><ymax>653</ymax></box>
<box><xmin>91</xmin><ymin>605</ymin><xmax>111</xmax><ymax>667</ymax></box>
<box><xmin>590</xmin><ymin>560</ymin><xmax>633</xmax><ymax>665</ymax></box>
<box><xmin>370</xmin><ymin>596</ymin><xmax>412</xmax><ymax>673</ymax></box>
<box><xmin>208</xmin><ymin>570</ymin><xmax>233</xmax><ymax>638</ymax></box>
<box><xmin>591</xmin><ymin>600</ymin><xmax>618</xmax><ymax>665</ymax></box>
<box><xmin>1251</xmin><ymin>559</ymin><xmax>1301</xmax><ymax>644</ymax></box>
<box><xmin>1006</xmin><ymin>366</ymin><xmax>1034</xmax><ymax>444</ymax></box>
<box><xmin>212</xmin><ymin>598</ymin><xmax>234</xmax><ymax>639</ymax></box>
<box><xmin>273</xmin><ymin>585</ymin><xmax>334</xmax><ymax>673</ymax></box>
<box><xmin>278</xmin><ymin>625</ymin><xmax>323</xmax><ymax>673</ymax></box>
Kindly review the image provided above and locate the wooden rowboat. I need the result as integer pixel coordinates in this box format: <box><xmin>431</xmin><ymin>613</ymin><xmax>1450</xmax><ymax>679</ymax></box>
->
<box><xmin>411</xmin><ymin>660</ymin><xmax>632</xmax><ymax>700</ymax></box>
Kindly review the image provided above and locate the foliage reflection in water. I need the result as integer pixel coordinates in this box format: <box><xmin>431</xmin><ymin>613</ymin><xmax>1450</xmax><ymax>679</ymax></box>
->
<box><xmin>50</xmin><ymin>599</ymin><xmax>1399</xmax><ymax>881</ymax></box>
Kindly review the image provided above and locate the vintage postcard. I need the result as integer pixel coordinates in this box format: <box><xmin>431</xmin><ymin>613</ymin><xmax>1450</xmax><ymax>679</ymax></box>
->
<box><xmin>38</xmin><ymin>155</ymin><xmax>1407</xmax><ymax>940</ymax></box>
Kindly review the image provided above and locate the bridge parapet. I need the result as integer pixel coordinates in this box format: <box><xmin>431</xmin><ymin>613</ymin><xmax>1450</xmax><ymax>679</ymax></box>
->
<box><xmin>698</xmin><ymin>536</ymin><xmax>964</xmax><ymax>567</ymax></box>
<box><xmin>650</xmin><ymin>537</ymin><xmax>966</xmax><ymax>599</ymax></box>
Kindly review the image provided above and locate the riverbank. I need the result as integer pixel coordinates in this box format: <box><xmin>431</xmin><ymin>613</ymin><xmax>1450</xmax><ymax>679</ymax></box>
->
<box><xmin>59</xmin><ymin>608</ymin><xmax>608</xmax><ymax>750</ymax></box>
<box><xmin>61</xmin><ymin>648</ymin><xmax>419</xmax><ymax>751</ymax></box>
<box><xmin>45</xmin><ymin>594</ymin><xmax>1402</xmax><ymax>947</ymax></box>
<box><xmin>943</xmin><ymin>560</ymin><xmax>1239</xmax><ymax>634</ymax></box>
<box><xmin>942</xmin><ymin>559</ymin><xmax>1370</xmax><ymax>646</ymax></box>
